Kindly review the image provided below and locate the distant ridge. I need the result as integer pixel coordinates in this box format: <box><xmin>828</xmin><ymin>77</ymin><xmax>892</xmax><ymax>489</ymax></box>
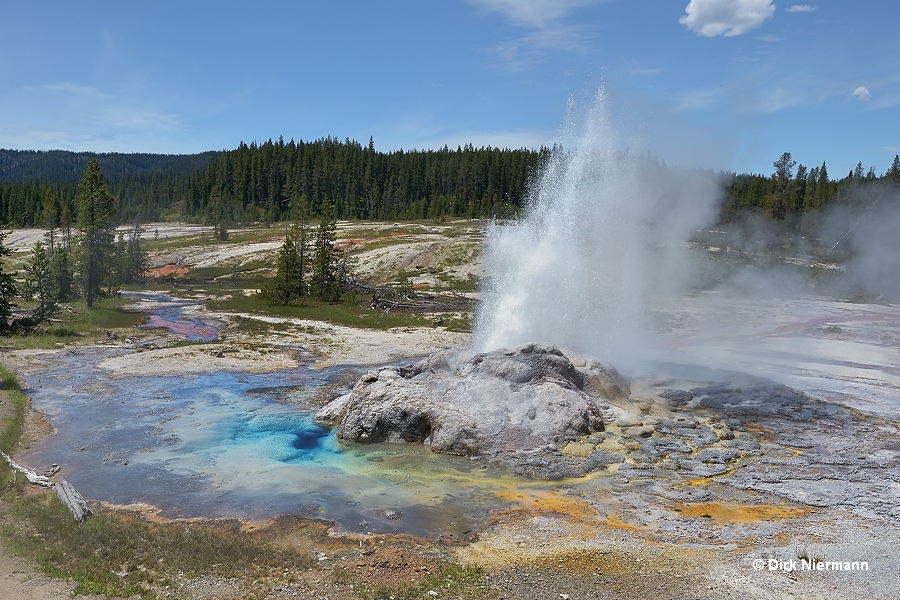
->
<box><xmin>0</xmin><ymin>149</ymin><xmax>220</xmax><ymax>183</ymax></box>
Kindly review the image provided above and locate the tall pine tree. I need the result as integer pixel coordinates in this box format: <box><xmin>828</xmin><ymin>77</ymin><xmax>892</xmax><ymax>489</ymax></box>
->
<box><xmin>50</xmin><ymin>248</ymin><xmax>73</xmax><ymax>302</ymax></box>
<box><xmin>23</xmin><ymin>240</ymin><xmax>58</xmax><ymax>323</ymax></box>
<box><xmin>0</xmin><ymin>232</ymin><xmax>18</xmax><ymax>331</ymax></box>
<box><xmin>261</xmin><ymin>231</ymin><xmax>302</xmax><ymax>305</ymax></box>
<box><xmin>887</xmin><ymin>155</ymin><xmax>900</xmax><ymax>183</ymax></box>
<box><xmin>75</xmin><ymin>160</ymin><xmax>117</xmax><ymax>308</ymax></box>
<box><xmin>310</xmin><ymin>201</ymin><xmax>342</xmax><ymax>302</ymax></box>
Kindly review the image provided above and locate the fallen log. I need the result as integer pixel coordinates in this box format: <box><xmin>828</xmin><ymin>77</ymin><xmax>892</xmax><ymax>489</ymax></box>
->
<box><xmin>369</xmin><ymin>293</ymin><xmax>476</xmax><ymax>313</ymax></box>
<box><xmin>2</xmin><ymin>450</ymin><xmax>91</xmax><ymax>523</ymax></box>
<box><xmin>344</xmin><ymin>276</ymin><xmax>477</xmax><ymax>312</ymax></box>
<box><xmin>0</xmin><ymin>449</ymin><xmax>52</xmax><ymax>487</ymax></box>
<box><xmin>54</xmin><ymin>479</ymin><xmax>92</xmax><ymax>524</ymax></box>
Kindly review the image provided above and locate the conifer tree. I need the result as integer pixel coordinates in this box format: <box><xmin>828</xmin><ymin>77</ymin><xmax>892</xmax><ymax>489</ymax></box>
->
<box><xmin>310</xmin><ymin>201</ymin><xmax>341</xmax><ymax>302</ymax></box>
<box><xmin>887</xmin><ymin>155</ymin><xmax>900</xmax><ymax>183</ymax></box>
<box><xmin>23</xmin><ymin>240</ymin><xmax>58</xmax><ymax>322</ymax></box>
<box><xmin>50</xmin><ymin>248</ymin><xmax>73</xmax><ymax>302</ymax></box>
<box><xmin>118</xmin><ymin>222</ymin><xmax>149</xmax><ymax>283</ymax></box>
<box><xmin>261</xmin><ymin>232</ymin><xmax>302</xmax><ymax>305</ymax></box>
<box><xmin>292</xmin><ymin>193</ymin><xmax>312</xmax><ymax>298</ymax></box>
<box><xmin>802</xmin><ymin>166</ymin><xmax>819</xmax><ymax>212</ymax></box>
<box><xmin>0</xmin><ymin>232</ymin><xmax>18</xmax><ymax>331</ymax></box>
<box><xmin>41</xmin><ymin>189</ymin><xmax>59</xmax><ymax>253</ymax></box>
<box><xmin>812</xmin><ymin>162</ymin><xmax>830</xmax><ymax>210</ymax></box>
<box><xmin>75</xmin><ymin>160</ymin><xmax>117</xmax><ymax>308</ymax></box>
<box><xmin>768</xmin><ymin>152</ymin><xmax>796</xmax><ymax>220</ymax></box>
<box><xmin>59</xmin><ymin>202</ymin><xmax>73</xmax><ymax>251</ymax></box>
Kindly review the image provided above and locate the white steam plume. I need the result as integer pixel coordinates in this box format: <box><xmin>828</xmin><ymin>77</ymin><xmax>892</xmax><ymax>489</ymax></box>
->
<box><xmin>474</xmin><ymin>86</ymin><xmax>723</xmax><ymax>368</ymax></box>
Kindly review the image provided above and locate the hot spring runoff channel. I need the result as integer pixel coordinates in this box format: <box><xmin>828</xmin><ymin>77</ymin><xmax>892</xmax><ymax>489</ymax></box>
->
<box><xmin>18</xmin><ymin>299</ymin><xmax>511</xmax><ymax>537</ymax></box>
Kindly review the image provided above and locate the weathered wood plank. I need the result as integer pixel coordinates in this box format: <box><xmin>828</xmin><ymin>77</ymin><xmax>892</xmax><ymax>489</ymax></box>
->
<box><xmin>2</xmin><ymin>450</ymin><xmax>91</xmax><ymax>523</ymax></box>
<box><xmin>0</xmin><ymin>450</ymin><xmax>52</xmax><ymax>487</ymax></box>
<box><xmin>54</xmin><ymin>479</ymin><xmax>92</xmax><ymax>524</ymax></box>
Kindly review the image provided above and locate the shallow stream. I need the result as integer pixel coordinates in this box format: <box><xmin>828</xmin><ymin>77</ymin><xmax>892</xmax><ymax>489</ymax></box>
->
<box><xmin>18</xmin><ymin>294</ymin><xmax>524</xmax><ymax>537</ymax></box>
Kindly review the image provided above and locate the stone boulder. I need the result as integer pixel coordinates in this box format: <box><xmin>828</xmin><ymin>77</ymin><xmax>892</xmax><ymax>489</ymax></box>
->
<box><xmin>315</xmin><ymin>343</ymin><xmax>626</xmax><ymax>457</ymax></box>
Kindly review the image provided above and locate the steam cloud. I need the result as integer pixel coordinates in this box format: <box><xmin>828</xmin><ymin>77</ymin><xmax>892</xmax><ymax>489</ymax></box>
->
<box><xmin>820</xmin><ymin>182</ymin><xmax>900</xmax><ymax>300</ymax></box>
<box><xmin>474</xmin><ymin>86</ymin><xmax>723</xmax><ymax>367</ymax></box>
<box><xmin>474</xmin><ymin>83</ymin><xmax>900</xmax><ymax>381</ymax></box>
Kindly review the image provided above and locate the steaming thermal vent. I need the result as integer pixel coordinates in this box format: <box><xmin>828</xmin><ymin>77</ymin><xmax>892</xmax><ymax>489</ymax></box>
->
<box><xmin>474</xmin><ymin>86</ymin><xmax>722</xmax><ymax>367</ymax></box>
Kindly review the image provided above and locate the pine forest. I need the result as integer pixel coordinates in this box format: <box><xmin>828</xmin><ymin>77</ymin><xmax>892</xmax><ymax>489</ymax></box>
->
<box><xmin>2</xmin><ymin>140</ymin><xmax>899</xmax><ymax>236</ymax></box>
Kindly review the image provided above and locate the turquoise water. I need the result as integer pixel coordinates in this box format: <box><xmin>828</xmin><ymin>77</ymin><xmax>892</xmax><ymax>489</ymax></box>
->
<box><xmin>20</xmin><ymin>347</ymin><xmax>510</xmax><ymax>537</ymax></box>
<box><xmin>17</xmin><ymin>293</ymin><xmax>522</xmax><ymax>536</ymax></box>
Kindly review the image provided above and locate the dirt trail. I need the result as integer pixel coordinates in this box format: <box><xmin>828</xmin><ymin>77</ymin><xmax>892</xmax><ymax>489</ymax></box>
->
<box><xmin>0</xmin><ymin>550</ymin><xmax>113</xmax><ymax>600</ymax></box>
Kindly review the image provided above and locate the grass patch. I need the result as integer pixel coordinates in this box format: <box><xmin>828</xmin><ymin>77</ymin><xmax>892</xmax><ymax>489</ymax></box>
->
<box><xmin>73</xmin><ymin>298</ymin><xmax>144</xmax><ymax>329</ymax></box>
<box><xmin>140</xmin><ymin>233</ymin><xmax>209</xmax><ymax>252</ymax></box>
<box><xmin>436</xmin><ymin>272</ymin><xmax>480</xmax><ymax>293</ymax></box>
<box><xmin>435</xmin><ymin>241</ymin><xmax>481</xmax><ymax>268</ymax></box>
<box><xmin>1</xmin><ymin>297</ymin><xmax>145</xmax><ymax>350</ymax></box>
<box><xmin>178</xmin><ymin>265</ymin><xmax>237</xmax><ymax>281</ymax></box>
<box><xmin>143</xmin><ymin>225</ymin><xmax>279</xmax><ymax>252</ymax></box>
<box><xmin>439</xmin><ymin>312</ymin><xmax>473</xmax><ymax>333</ymax></box>
<box><xmin>0</xmin><ymin>365</ymin><xmax>26</xmax><ymax>454</ymax></box>
<box><xmin>46</xmin><ymin>326</ymin><xmax>80</xmax><ymax>338</ymax></box>
<box><xmin>352</xmin><ymin>564</ymin><xmax>492</xmax><ymax>600</ymax></box>
<box><xmin>421</xmin><ymin>564</ymin><xmax>492</xmax><ymax>599</ymax></box>
<box><xmin>0</xmin><ymin>495</ymin><xmax>313</xmax><ymax>598</ymax></box>
<box><xmin>209</xmin><ymin>293</ymin><xmax>435</xmax><ymax>330</ymax></box>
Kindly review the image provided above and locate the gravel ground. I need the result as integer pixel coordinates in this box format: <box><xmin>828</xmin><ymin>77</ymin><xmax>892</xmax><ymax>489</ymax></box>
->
<box><xmin>0</xmin><ymin>550</ymin><xmax>119</xmax><ymax>600</ymax></box>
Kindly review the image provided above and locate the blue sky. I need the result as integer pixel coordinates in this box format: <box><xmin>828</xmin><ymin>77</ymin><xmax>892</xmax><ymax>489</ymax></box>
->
<box><xmin>1</xmin><ymin>0</ymin><xmax>897</xmax><ymax>176</ymax></box>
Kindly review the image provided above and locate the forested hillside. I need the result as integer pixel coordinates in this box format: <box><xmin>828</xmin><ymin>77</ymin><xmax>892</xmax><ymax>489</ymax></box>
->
<box><xmin>0</xmin><ymin>138</ymin><xmax>547</xmax><ymax>227</ymax></box>
<box><xmin>0</xmin><ymin>149</ymin><xmax>218</xmax><ymax>226</ymax></box>
<box><xmin>721</xmin><ymin>153</ymin><xmax>900</xmax><ymax>224</ymax></box>
<box><xmin>0</xmin><ymin>149</ymin><xmax>219</xmax><ymax>183</ymax></box>
<box><xmin>193</xmin><ymin>137</ymin><xmax>548</xmax><ymax>224</ymax></box>
<box><xmin>2</xmin><ymin>141</ymin><xmax>899</xmax><ymax>239</ymax></box>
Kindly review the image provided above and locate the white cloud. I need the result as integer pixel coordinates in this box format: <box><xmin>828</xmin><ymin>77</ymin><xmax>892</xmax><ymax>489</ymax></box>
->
<box><xmin>759</xmin><ymin>86</ymin><xmax>803</xmax><ymax>113</ymax></box>
<box><xmin>680</xmin><ymin>0</ymin><xmax>776</xmax><ymax>37</ymax></box>
<box><xmin>521</xmin><ymin>22</ymin><xmax>597</xmax><ymax>53</ymax></box>
<box><xmin>0</xmin><ymin>127</ymin><xmax>82</xmax><ymax>151</ymax></box>
<box><xmin>28</xmin><ymin>82</ymin><xmax>105</xmax><ymax>98</ymax></box>
<box><xmin>468</xmin><ymin>0</ymin><xmax>605</xmax><ymax>68</ymax></box>
<box><xmin>786</xmin><ymin>4</ymin><xmax>817</xmax><ymax>12</ymax></box>
<box><xmin>104</xmin><ymin>108</ymin><xmax>181</xmax><ymax>130</ymax></box>
<box><xmin>852</xmin><ymin>86</ymin><xmax>872</xmax><ymax>101</ymax></box>
<box><xmin>676</xmin><ymin>88</ymin><xmax>721</xmax><ymax>111</ymax></box>
<box><xmin>488</xmin><ymin>23</ymin><xmax>595</xmax><ymax>71</ymax></box>
<box><xmin>467</xmin><ymin>0</ymin><xmax>599</xmax><ymax>29</ymax></box>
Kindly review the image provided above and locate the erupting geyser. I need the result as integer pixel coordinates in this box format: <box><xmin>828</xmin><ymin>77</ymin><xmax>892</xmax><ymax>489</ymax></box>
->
<box><xmin>317</xmin><ymin>87</ymin><xmax>730</xmax><ymax>471</ymax></box>
<box><xmin>474</xmin><ymin>86</ymin><xmax>721</xmax><ymax>367</ymax></box>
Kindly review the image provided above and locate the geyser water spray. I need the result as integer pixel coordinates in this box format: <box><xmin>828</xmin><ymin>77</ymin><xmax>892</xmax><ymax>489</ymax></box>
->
<box><xmin>474</xmin><ymin>86</ymin><xmax>722</xmax><ymax>368</ymax></box>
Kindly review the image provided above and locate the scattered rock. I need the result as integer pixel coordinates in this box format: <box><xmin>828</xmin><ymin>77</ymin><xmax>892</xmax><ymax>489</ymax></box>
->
<box><xmin>696</xmin><ymin>448</ymin><xmax>740</xmax><ymax>464</ymax></box>
<box><xmin>659</xmin><ymin>388</ymin><xmax>694</xmax><ymax>404</ymax></box>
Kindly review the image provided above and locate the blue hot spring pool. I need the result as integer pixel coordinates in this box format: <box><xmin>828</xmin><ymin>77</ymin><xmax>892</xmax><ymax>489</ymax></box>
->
<box><xmin>19</xmin><ymin>346</ymin><xmax>518</xmax><ymax>537</ymax></box>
